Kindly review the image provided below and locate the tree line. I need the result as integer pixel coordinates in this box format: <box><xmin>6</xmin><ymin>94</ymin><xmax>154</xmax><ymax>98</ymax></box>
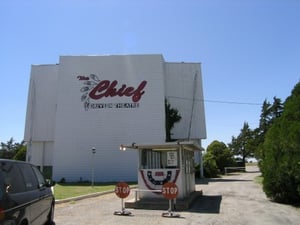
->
<box><xmin>0</xmin><ymin>137</ymin><xmax>27</xmax><ymax>161</ymax></box>
<box><xmin>203</xmin><ymin>81</ymin><xmax>300</xmax><ymax>205</ymax></box>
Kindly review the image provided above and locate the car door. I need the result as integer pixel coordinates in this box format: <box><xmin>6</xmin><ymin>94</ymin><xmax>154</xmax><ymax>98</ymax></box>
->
<box><xmin>0</xmin><ymin>161</ymin><xmax>28</xmax><ymax>224</ymax></box>
<box><xmin>17</xmin><ymin>163</ymin><xmax>43</xmax><ymax>225</ymax></box>
<box><xmin>31</xmin><ymin>166</ymin><xmax>53</xmax><ymax>222</ymax></box>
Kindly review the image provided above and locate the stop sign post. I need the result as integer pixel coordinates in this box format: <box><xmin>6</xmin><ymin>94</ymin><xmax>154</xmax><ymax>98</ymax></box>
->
<box><xmin>114</xmin><ymin>182</ymin><xmax>132</xmax><ymax>216</ymax></box>
<box><xmin>161</xmin><ymin>182</ymin><xmax>180</xmax><ymax>218</ymax></box>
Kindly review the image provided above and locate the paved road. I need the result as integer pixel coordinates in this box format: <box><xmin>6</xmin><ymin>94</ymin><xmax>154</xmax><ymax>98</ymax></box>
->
<box><xmin>54</xmin><ymin>166</ymin><xmax>300</xmax><ymax>225</ymax></box>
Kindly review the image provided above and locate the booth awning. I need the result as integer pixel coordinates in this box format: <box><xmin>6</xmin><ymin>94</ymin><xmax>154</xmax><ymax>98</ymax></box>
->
<box><xmin>121</xmin><ymin>140</ymin><xmax>203</xmax><ymax>152</ymax></box>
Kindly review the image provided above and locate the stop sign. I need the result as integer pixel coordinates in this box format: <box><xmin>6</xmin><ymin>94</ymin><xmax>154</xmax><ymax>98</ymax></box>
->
<box><xmin>162</xmin><ymin>182</ymin><xmax>178</xmax><ymax>200</ymax></box>
<box><xmin>115</xmin><ymin>182</ymin><xmax>130</xmax><ymax>199</ymax></box>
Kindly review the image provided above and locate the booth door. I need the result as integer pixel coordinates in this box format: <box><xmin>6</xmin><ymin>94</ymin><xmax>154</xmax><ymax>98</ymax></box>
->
<box><xmin>184</xmin><ymin>150</ymin><xmax>196</xmax><ymax>195</ymax></box>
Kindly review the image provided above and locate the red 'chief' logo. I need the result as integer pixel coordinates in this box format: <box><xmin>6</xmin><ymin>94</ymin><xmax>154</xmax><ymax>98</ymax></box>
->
<box><xmin>89</xmin><ymin>79</ymin><xmax>147</xmax><ymax>102</ymax></box>
<box><xmin>77</xmin><ymin>74</ymin><xmax>147</xmax><ymax>110</ymax></box>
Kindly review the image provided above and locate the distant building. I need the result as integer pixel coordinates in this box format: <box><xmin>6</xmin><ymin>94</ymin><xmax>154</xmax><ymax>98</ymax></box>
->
<box><xmin>24</xmin><ymin>54</ymin><xmax>206</xmax><ymax>182</ymax></box>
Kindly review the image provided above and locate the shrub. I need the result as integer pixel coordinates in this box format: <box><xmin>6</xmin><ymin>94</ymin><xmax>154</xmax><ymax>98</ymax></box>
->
<box><xmin>203</xmin><ymin>152</ymin><xmax>219</xmax><ymax>178</ymax></box>
<box><xmin>206</xmin><ymin>140</ymin><xmax>235</xmax><ymax>174</ymax></box>
<box><xmin>194</xmin><ymin>163</ymin><xmax>201</xmax><ymax>178</ymax></box>
<box><xmin>262</xmin><ymin>82</ymin><xmax>300</xmax><ymax>204</ymax></box>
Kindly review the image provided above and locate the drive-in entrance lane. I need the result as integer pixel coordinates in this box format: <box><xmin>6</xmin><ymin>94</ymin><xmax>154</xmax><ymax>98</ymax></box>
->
<box><xmin>54</xmin><ymin>166</ymin><xmax>300</xmax><ymax>225</ymax></box>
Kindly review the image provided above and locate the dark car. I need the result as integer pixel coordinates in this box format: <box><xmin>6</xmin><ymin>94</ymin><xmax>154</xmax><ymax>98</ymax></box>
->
<box><xmin>0</xmin><ymin>159</ymin><xmax>55</xmax><ymax>225</ymax></box>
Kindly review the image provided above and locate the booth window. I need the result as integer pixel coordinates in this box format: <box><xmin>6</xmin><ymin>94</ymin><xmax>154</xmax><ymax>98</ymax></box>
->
<box><xmin>140</xmin><ymin>149</ymin><xmax>179</xmax><ymax>169</ymax></box>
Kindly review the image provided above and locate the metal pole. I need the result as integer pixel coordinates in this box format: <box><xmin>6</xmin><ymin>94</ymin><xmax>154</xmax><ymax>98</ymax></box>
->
<box><xmin>121</xmin><ymin>198</ymin><xmax>124</xmax><ymax>212</ymax></box>
<box><xmin>168</xmin><ymin>199</ymin><xmax>172</xmax><ymax>214</ymax></box>
<box><xmin>92</xmin><ymin>147</ymin><xmax>96</xmax><ymax>187</ymax></box>
<box><xmin>200</xmin><ymin>150</ymin><xmax>204</xmax><ymax>178</ymax></box>
<box><xmin>41</xmin><ymin>142</ymin><xmax>45</xmax><ymax>173</ymax></box>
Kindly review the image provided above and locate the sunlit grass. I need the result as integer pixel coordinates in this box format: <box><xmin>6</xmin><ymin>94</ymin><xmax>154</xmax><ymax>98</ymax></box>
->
<box><xmin>254</xmin><ymin>175</ymin><xmax>263</xmax><ymax>185</ymax></box>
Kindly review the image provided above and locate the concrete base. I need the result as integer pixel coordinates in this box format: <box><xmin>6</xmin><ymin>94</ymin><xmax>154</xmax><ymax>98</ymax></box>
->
<box><xmin>125</xmin><ymin>190</ymin><xmax>203</xmax><ymax>210</ymax></box>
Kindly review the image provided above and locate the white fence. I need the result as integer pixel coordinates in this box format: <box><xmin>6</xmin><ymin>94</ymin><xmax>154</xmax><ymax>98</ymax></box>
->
<box><xmin>224</xmin><ymin>167</ymin><xmax>246</xmax><ymax>175</ymax></box>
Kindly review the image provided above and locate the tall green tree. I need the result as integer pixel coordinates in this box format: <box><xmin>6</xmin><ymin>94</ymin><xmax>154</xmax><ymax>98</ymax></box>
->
<box><xmin>258</xmin><ymin>97</ymin><xmax>283</xmax><ymax>136</ymax></box>
<box><xmin>229</xmin><ymin>122</ymin><xmax>256</xmax><ymax>164</ymax></box>
<box><xmin>270</xmin><ymin>97</ymin><xmax>284</xmax><ymax>119</ymax></box>
<box><xmin>255</xmin><ymin>97</ymin><xmax>283</xmax><ymax>160</ymax></box>
<box><xmin>262</xmin><ymin>82</ymin><xmax>300</xmax><ymax>204</ymax></box>
<box><xmin>259</xmin><ymin>100</ymin><xmax>272</xmax><ymax>135</ymax></box>
<box><xmin>165</xmin><ymin>99</ymin><xmax>182</xmax><ymax>142</ymax></box>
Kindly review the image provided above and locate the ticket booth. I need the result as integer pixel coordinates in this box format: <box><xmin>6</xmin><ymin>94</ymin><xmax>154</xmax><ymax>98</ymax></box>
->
<box><xmin>121</xmin><ymin>141</ymin><xmax>202</xmax><ymax>200</ymax></box>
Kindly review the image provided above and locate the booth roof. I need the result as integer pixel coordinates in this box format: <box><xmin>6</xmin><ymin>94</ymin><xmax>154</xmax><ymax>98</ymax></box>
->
<box><xmin>122</xmin><ymin>140</ymin><xmax>203</xmax><ymax>152</ymax></box>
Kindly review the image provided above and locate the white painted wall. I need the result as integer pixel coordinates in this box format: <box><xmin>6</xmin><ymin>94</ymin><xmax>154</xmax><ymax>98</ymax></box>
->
<box><xmin>24</xmin><ymin>64</ymin><xmax>58</xmax><ymax>166</ymax></box>
<box><xmin>28</xmin><ymin>141</ymin><xmax>54</xmax><ymax>167</ymax></box>
<box><xmin>165</xmin><ymin>62</ymin><xmax>206</xmax><ymax>140</ymax></box>
<box><xmin>24</xmin><ymin>55</ymin><xmax>206</xmax><ymax>182</ymax></box>
<box><xmin>52</xmin><ymin>55</ymin><xmax>166</xmax><ymax>182</ymax></box>
<box><xmin>24</xmin><ymin>65</ymin><xmax>58</xmax><ymax>141</ymax></box>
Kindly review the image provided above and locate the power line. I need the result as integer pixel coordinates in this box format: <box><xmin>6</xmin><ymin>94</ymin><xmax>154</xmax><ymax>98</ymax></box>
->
<box><xmin>167</xmin><ymin>96</ymin><xmax>262</xmax><ymax>106</ymax></box>
<box><xmin>204</xmin><ymin>99</ymin><xmax>262</xmax><ymax>106</ymax></box>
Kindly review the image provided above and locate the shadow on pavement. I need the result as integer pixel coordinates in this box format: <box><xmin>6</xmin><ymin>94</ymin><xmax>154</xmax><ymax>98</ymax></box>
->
<box><xmin>245</xmin><ymin>170</ymin><xmax>261</xmax><ymax>173</ymax></box>
<box><xmin>189</xmin><ymin>195</ymin><xmax>222</xmax><ymax>214</ymax></box>
<box><xmin>196</xmin><ymin>178</ymin><xmax>252</xmax><ymax>184</ymax></box>
<box><xmin>205</xmin><ymin>178</ymin><xmax>252</xmax><ymax>183</ymax></box>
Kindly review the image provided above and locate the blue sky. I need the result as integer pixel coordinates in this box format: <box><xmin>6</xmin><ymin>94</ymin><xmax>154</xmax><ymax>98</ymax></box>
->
<box><xmin>1</xmin><ymin>0</ymin><xmax>299</xmax><ymax>149</ymax></box>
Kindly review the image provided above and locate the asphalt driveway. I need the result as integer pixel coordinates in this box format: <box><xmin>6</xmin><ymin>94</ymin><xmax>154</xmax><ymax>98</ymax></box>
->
<box><xmin>54</xmin><ymin>166</ymin><xmax>300</xmax><ymax>225</ymax></box>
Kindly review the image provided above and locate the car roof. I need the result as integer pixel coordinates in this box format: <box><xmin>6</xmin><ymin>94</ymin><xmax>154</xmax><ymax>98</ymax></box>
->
<box><xmin>0</xmin><ymin>159</ymin><xmax>32</xmax><ymax>166</ymax></box>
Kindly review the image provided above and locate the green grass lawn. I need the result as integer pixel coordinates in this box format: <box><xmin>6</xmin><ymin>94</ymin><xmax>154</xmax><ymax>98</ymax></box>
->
<box><xmin>254</xmin><ymin>175</ymin><xmax>263</xmax><ymax>185</ymax></box>
<box><xmin>54</xmin><ymin>182</ymin><xmax>136</xmax><ymax>200</ymax></box>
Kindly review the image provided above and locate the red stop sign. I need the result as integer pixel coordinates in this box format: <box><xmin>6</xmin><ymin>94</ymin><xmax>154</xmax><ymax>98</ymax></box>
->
<box><xmin>115</xmin><ymin>182</ymin><xmax>130</xmax><ymax>199</ymax></box>
<box><xmin>162</xmin><ymin>182</ymin><xmax>178</xmax><ymax>200</ymax></box>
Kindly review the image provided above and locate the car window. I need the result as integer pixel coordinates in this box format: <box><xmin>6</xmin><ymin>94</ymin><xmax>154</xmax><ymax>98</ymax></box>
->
<box><xmin>0</xmin><ymin>174</ymin><xmax>4</xmax><ymax>199</ymax></box>
<box><xmin>0</xmin><ymin>170</ymin><xmax>4</xmax><ymax>198</ymax></box>
<box><xmin>0</xmin><ymin>161</ymin><xmax>26</xmax><ymax>194</ymax></box>
<box><xmin>32</xmin><ymin>166</ymin><xmax>46</xmax><ymax>187</ymax></box>
<box><xmin>18</xmin><ymin>163</ymin><xmax>39</xmax><ymax>191</ymax></box>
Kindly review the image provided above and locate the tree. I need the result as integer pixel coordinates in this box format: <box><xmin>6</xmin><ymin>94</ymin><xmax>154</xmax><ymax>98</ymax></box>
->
<box><xmin>13</xmin><ymin>145</ymin><xmax>27</xmax><ymax>161</ymax></box>
<box><xmin>206</xmin><ymin>140</ymin><xmax>235</xmax><ymax>173</ymax></box>
<box><xmin>165</xmin><ymin>99</ymin><xmax>182</xmax><ymax>142</ymax></box>
<box><xmin>0</xmin><ymin>138</ymin><xmax>17</xmax><ymax>159</ymax></box>
<box><xmin>229</xmin><ymin>122</ymin><xmax>256</xmax><ymax>165</ymax></box>
<box><xmin>0</xmin><ymin>138</ymin><xmax>27</xmax><ymax>160</ymax></box>
<box><xmin>255</xmin><ymin>97</ymin><xmax>284</xmax><ymax>160</ymax></box>
<box><xmin>270</xmin><ymin>97</ymin><xmax>284</xmax><ymax>119</ymax></box>
<box><xmin>262</xmin><ymin>82</ymin><xmax>300</xmax><ymax>204</ymax></box>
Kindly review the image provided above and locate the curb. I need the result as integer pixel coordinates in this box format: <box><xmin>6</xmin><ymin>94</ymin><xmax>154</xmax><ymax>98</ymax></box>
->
<box><xmin>55</xmin><ymin>185</ymin><xmax>138</xmax><ymax>204</ymax></box>
<box><xmin>55</xmin><ymin>190</ymin><xmax>115</xmax><ymax>204</ymax></box>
